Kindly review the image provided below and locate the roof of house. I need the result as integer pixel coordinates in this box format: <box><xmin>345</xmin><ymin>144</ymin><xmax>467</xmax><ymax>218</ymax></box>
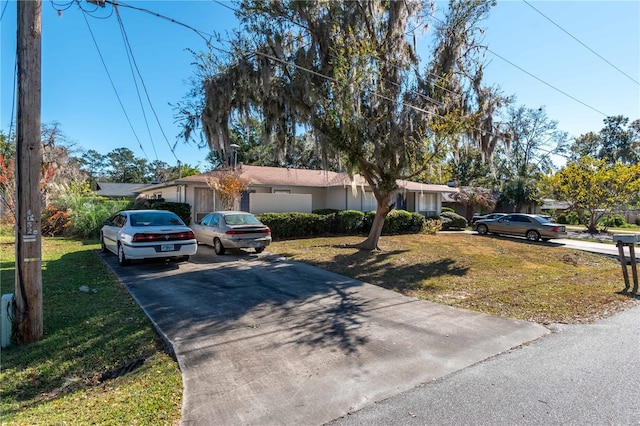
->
<box><xmin>95</xmin><ymin>182</ymin><xmax>144</xmax><ymax>197</ymax></box>
<box><xmin>136</xmin><ymin>164</ymin><xmax>458</xmax><ymax>194</ymax></box>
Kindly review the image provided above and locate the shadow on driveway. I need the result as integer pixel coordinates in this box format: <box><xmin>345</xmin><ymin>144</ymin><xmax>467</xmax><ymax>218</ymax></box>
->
<box><xmin>101</xmin><ymin>245</ymin><xmax>549</xmax><ymax>425</ymax></box>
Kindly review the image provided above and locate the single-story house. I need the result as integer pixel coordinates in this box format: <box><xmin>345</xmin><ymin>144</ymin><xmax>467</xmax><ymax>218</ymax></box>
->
<box><xmin>95</xmin><ymin>182</ymin><xmax>145</xmax><ymax>198</ymax></box>
<box><xmin>134</xmin><ymin>165</ymin><xmax>458</xmax><ymax>224</ymax></box>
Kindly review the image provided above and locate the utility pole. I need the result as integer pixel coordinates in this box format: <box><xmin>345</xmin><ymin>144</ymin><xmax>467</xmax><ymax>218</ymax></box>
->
<box><xmin>15</xmin><ymin>0</ymin><xmax>43</xmax><ymax>343</ymax></box>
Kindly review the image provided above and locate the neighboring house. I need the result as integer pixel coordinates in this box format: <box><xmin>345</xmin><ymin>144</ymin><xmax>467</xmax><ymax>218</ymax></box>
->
<box><xmin>134</xmin><ymin>165</ymin><xmax>458</xmax><ymax>224</ymax></box>
<box><xmin>95</xmin><ymin>182</ymin><xmax>144</xmax><ymax>198</ymax></box>
<box><xmin>539</xmin><ymin>199</ymin><xmax>572</xmax><ymax>214</ymax></box>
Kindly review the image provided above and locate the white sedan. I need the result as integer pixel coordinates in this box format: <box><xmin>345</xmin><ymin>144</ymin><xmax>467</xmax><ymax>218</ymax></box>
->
<box><xmin>100</xmin><ymin>210</ymin><xmax>197</xmax><ymax>266</ymax></box>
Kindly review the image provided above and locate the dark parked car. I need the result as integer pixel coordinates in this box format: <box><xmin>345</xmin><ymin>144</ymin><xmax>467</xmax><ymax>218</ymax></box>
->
<box><xmin>100</xmin><ymin>210</ymin><xmax>197</xmax><ymax>266</ymax></box>
<box><xmin>470</xmin><ymin>213</ymin><xmax>507</xmax><ymax>229</ymax></box>
<box><xmin>475</xmin><ymin>213</ymin><xmax>567</xmax><ymax>242</ymax></box>
<box><xmin>191</xmin><ymin>211</ymin><xmax>272</xmax><ymax>255</ymax></box>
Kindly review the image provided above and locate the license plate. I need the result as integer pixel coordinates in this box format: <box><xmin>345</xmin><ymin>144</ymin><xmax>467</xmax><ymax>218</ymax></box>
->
<box><xmin>161</xmin><ymin>244</ymin><xmax>174</xmax><ymax>252</ymax></box>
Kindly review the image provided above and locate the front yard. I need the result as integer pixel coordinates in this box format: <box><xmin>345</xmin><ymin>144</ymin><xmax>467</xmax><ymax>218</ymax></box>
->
<box><xmin>268</xmin><ymin>233</ymin><xmax>638</xmax><ymax>324</ymax></box>
<box><xmin>1</xmin><ymin>230</ymin><xmax>637</xmax><ymax>425</ymax></box>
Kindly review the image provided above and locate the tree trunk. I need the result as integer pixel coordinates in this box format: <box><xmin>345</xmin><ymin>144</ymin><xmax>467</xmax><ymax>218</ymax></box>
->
<box><xmin>354</xmin><ymin>201</ymin><xmax>391</xmax><ymax>251</ymax></box>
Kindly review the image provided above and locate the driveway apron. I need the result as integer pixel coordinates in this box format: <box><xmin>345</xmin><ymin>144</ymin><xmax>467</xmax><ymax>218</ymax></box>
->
<box><xmin>101</xmin><ymin>247</ymin><xmax>549</xmax><ymax>425</ymax></box>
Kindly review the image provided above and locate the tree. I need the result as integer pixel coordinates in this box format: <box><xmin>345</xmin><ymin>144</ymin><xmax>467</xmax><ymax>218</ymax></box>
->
<box><xmin>106</xmin><ymin>147</ymin><xmax>150</xmax><ymax>183</ymax></box>
<box><xmin>547</xmin><ymin>157</ymin><xmax>640</xmax><ymax>233</ymax></box>
<box><xmin>79</xmin><ymin>149</ymin><xmax>109</xmax><ymax>181</ymax></box>
<box><xmin>206</xmin><ymin>170</ymin><xmax>249</xmax><ymax>210</ymax></box>
<box><xmin>569</xmin><ymin>116</ymin><xmax>640</xmax><ymax>166</ymax></box>
<box><xmin>0</xmin><ymin>124</ymin><xmax>83</xmax><ymax>221</ymax></box>
<box><xmin>452</xmin><ymin>186</ymin><xmax>496</xmax><ymax>220</ymax></box>
<box><xmin>180</xmin><ymin>0</ymin><xmax>497</xmax><ymax>250</ymax></box>
<box><xmin>492</xmin><ymin>106</ymin><xmax>567</xmax><ymax>211</ymax></box>
<box><xmin>597</xmin><ymin>115</ymin><xmax>639</xmax><ymax>165</ymax></box>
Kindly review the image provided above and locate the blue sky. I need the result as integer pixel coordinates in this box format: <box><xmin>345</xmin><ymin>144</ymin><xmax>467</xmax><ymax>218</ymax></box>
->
<box><xmin>1</xmin><ymin>1</ymin><xmax>639</xmax><ymax>172</ymax></box>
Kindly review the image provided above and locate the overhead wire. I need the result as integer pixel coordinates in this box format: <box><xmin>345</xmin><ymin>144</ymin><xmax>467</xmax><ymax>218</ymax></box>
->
<box><xmin>114</xmin><ymin>4</ymin><xmax>160</xmax><ymax>163</ymax></box>
<box><xmin>113</xmin><ymin>3</ymin><xmax>180</xmax><ymax>163</ymax></box>
<box><xmin>523</xmin><ymin>0</ymin><xmax>639</xmax><ymax>86</ymax></box>
<box><xmin>0</xmin><ymin>0</ymin><xmax>9</xmax><ymax>21</ymax></box>
<box><xmin>80</xmin><ymin>6</ymin><xmax>150</xmax><ymax>161</ymax></box>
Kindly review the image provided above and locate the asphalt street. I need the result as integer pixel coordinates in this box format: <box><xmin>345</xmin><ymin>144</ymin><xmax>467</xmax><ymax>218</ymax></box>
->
<box><xmin>329</xmin><ymin>303</ymin><xmax>640</xmax><ymax>425</ymax></box>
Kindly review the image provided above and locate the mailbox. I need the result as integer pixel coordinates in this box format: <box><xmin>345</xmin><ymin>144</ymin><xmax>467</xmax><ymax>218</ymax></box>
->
<box><xmin>612</xmin><ymin>234</ymin><xmax>639</xmax><ymax>244</ymax></box>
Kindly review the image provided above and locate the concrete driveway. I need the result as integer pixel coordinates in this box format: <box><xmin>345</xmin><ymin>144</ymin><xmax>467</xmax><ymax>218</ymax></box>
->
<box><xmin>100</xmin><ymin>245</ymin><xmax>548</xmax><ymax>425</ymax></box>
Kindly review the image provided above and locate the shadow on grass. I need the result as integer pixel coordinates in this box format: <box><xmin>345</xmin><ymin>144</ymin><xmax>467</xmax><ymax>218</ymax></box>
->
<box><xmin>277</xmin><ymin>247</ymin><xmax>470</xmax><ymax>293</ymax></box>
<box><xmin>2</xmin><ymin>247</ymin><xmax>162</xmax><ymax>407</ymax></box>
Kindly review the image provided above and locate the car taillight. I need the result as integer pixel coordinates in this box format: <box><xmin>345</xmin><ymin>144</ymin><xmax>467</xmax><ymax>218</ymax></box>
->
<box><xmin>550</xmin><ymin>226</ymin><xmax>564</xmax><ymax>232</ymax></box>
<box><xmin>225</xmin><ymin>228</ymin><xmax>270</xmax><ymax>235</ymax></box>
<box><xmin>132</xmin><ymin>231</ymin><xmax>195</xmax><ymax>242</ymax></box>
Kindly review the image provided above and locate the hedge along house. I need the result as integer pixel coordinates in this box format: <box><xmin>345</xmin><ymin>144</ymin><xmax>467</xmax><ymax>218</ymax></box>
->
<box><xmin>134</xmin><ymin>165</ymin><xmax>458</xmax><ymax>224</ymax></box>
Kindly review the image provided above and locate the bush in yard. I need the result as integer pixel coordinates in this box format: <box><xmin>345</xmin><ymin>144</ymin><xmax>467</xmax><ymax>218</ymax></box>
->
<box><xmin>363</xmin><ymin>209</ymin><xmax>426</xmax><ymax>235</ymax></box>
<box><xmin>68</xmin><ymin>197</ymin><xmax>132</xmax><ymax>238</ymax></box>
<box><xmin>312</xmin><ymin>208</ymin><xmax>340</xmax><ymax>216</ymax></box>
<box><xmin>259</xmin><ymin>212</ymin><xmax>331</xmax><ymax>239</ymax></box>
<box><xmin>439</xmin><ymin>211</ymin><xmax>467</xmax><ymax>230</ymax></box>
<box><xmin>41</xmin><ymin>205</ymin><xmax>71</xmax><ymax>237</ymax></box>
<box><xmin>150</xmin><ymin>201</ymin><xmax>192</xmax><ymax>225</ymax></box>
<box><xmin>423</xmin><ymin>218</ymin><xmax>442</xmax><ymax>234</ymax></box>
<box><xmin>441</xmin><ymin>207</ymin><xmax>455</xmax><ymax>213</ymax></box>
<box><xmin>636</xmin><ymin>216</ymin><xmax>640</xmax><ymax>226</ymax></box>
<box><xmin>334</xmin><ymin>210</ymin><xmax>365</xmax><ymax>234</ymax></box>
<box><xmin>599</xmin><ymin>214</ymin><xmax>626</xmax><ymax>228</ymax></box>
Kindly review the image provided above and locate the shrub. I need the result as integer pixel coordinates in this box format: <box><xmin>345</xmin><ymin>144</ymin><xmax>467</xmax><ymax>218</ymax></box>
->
<box><xmin>150</xmin><ymin>201</ymin><xmax>191</xmax><ymax>225</ymax></box>
<box><xmin>63</xmin><ymin>197</ymin><xmax>131</xmax><ymax>239</ymax></box>
<box><xmin>423</xmin><ymin>218</ymin><xmax>442</xmax><ymax>235</ymax></box>
<box><xmin>259</xmin><ymin>212</ymin><xmax>331</xmax><ymax>240</ymax></box>
<box><xmin>636</xmin><ymin>216</ymin><xmax>640</xmax><ymax>226</ymax></box>
<box><xmin>41</xmin><ymin>205</ymin><xmax>71</xmax><ymax>237</ymax></box>
<box><xmin>441</xmin><ymin>207</ymin><xmax>455</xmax><ymax>213</ymax></box>
<box><xmin>599</xmin><ymin>215</ymin><xmax>626</xmax><ymax>228</ymax></box>
<box><xmin>439</xmin><ymin>211</ymin><xmax>467</xmax><ymax>230</ymax></box>
<box><xmin>556</xmin><ymin>213</ymin><xmax>568</xmax><ymax>224</ymax></box>
<box><xmin>565</xmin><ymin>211</ymin><xmax>583</xmax><ymax>226</ymax></box>
<box><xmin>362</xmin><ymin>210</ymin><xmax>425</xmax><ymax>235</ymax></box>
<box><xmin>312</xmin><ymin>208</ymin><xmax>340</xmax><ymax>216</ymax></box>
<box><xmin>334</xmin><ymin>210</ymin><xmax>365</xmax><ymax>234</ymax></box>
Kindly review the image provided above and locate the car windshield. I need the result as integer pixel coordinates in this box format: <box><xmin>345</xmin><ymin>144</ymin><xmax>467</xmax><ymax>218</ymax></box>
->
<box><xmin>130</xmin><ymin>212</ymin><xmax>184</xmax><ymax>227</ymax></box>
<box><xmin>223</xmin><ymin>214</ymin><xmax>261</xmax><ymax>226</ymax></box>
<box><xmin>535</xmin><ymin>216</ymin><xmax>551</xmax><ymax>223</ymax></box>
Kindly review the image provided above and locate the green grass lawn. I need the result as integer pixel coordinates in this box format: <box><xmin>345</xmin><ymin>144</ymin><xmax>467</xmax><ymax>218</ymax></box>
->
<box><xmin>268</xmin><ymin>233</ymin><xmax>638</xmax><ymax>324</ymax></box>
<box><xmin>0</xmin><ymin>236</ymin><xmax>182</xmax><ymax>425</ymax></box>
<box><xmin>1</xmin><ymin>230</ymin><xmax>637</xmax><ymax>424</ymax></box>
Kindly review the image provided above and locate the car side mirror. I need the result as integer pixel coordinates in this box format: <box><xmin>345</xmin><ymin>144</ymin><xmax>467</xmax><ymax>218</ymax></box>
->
<box><xmin>102</xmin><ymin>220</ymin><xmax>111</xmax><ymax>226</ymax></box>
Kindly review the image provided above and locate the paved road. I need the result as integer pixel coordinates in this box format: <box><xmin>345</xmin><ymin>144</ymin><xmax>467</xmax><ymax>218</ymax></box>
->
<box><xmin>100</xmin><ymin>245</ymin><xmax>548</xmax><ymax>426</ymax></box>
<box><xmin>329</xmin><ymin>303</ymin><xmax>640</xmax><ymax>425</ymax></box>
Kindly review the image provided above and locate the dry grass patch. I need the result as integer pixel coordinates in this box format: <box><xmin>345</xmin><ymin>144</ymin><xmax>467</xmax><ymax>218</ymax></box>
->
<box><xmin>269</xmin><ymin>233</ymin><xmax>637</xmax><ymax>324</ymax></box>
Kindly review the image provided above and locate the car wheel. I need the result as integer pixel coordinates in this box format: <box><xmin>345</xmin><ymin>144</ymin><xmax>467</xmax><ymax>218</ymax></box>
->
<box><xmin>100</xmin><ymin>234</ymin><xmax>108</xmax><ymax>253</ymax></box>
<box><xmin>255</xmin><ymin>247</ymin><xmax>265</xmax><ymax>254</ymax></box>
<box><xmin>214</xmin><ymin>238</ymin><xmax>226</xmax><ymax>255</ymax></box>
<box><xmin>526</xmin><ymin>230</ymin><xmax>541</xmax><ymax>241</ymax></box>
<box><xmin>118</xmin><ymin>244</ymin><xmax>130</xmax><ymax>266</ymax></box>
<box><xmin>476</xmin><ymin>224</ymin><xmax>489</xmax><ymax>235</ymax></box>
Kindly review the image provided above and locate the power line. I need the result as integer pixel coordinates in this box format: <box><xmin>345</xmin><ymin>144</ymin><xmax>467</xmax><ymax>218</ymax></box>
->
<box><xmin>113</xmin><ymin>3</ymin><xmax>180</xmax><ymax>163</ymax></box>
<box><xmin>485</xmin><ymin>47</ymin><xmax>608</xmax><ymax>117</ymax></box>
<box><xmin>114</xmin><ymin>5</ymin><xmax>159</xmax><ymax>163</ymax></box>
<box><xmin>80</xmin><ymin>7</ymin><xmax>150</xmax><ymax>161</ymax></box>
<box><xmin>523</xmin><ymin>0</ymin><xmax>639</xmax><ymax>86</ymax></box>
